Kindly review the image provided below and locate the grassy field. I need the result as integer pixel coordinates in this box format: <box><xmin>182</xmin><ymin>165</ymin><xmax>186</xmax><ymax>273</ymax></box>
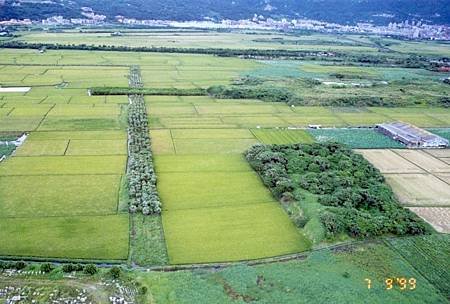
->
<box><xmin>137</xmin><ymin>240</ymin><xmax>448</xmax><ymax>303</ymax></box>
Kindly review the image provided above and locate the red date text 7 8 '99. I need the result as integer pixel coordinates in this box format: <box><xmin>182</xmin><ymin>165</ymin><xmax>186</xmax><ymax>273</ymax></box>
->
<box><xmin>365</xmin><ymin>278</ymin><xmax>416</xmax><ymax>290</ymax></box>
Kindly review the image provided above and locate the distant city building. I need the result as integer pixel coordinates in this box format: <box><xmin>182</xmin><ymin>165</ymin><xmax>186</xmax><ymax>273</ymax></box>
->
<box><xmin>376</xmin><ymin>122</ymin><xmax>449</xmax><ymax>148</ymax></box>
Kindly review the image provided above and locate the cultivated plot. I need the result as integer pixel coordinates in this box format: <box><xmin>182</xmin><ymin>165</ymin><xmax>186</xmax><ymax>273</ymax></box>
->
<box><xmin>355</xmin><ymin>149</ymin><xmax>424</xmax><ymax>173</ymax></box>
<box><xmin>408</xmin><ymin>207</ymin><xmax>450</xmax><ymax>233</ymax></box>
<box><xmin>251</xmin><ymin>129</ymin><xmax>314</xmax><ymax>144</ymax></box>
<box><xmin>385</xmin><ymin>173</ymin><xmax>450</xmax><ymax>207</ymax></box>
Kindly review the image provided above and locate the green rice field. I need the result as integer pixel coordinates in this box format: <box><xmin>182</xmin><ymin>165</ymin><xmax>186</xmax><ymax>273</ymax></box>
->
<box><xmin>0</xmin><ymin>39</ymin><xmax>449</xmax><ymax>267</ymax></box>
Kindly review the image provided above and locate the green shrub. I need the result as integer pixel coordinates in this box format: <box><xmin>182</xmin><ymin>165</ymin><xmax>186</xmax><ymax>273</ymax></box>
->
<box><xmin>83</xmin><ymin>264</ymin><xmax>98</xmax><ymax>275</ymax></box>
<box><xmin>109</xmin><ymin>266</ymin><xmax>122</xmax><ymax>279</ymax></box>
<box><xmin>40</xmin><ymin>263</ymin><xmax>54</xmax><ymax>273</ymax></box>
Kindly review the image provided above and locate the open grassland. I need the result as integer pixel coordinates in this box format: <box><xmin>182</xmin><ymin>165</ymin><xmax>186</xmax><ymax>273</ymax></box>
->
<box><xmin>0</xmin><ymin>215</ymin><xmax>129</xmax><ymax>260</ymax></box>
<box><xmin>137</xmin><ymin>241</ymin><xmax>447</xmax><ymax>303</ymax></box>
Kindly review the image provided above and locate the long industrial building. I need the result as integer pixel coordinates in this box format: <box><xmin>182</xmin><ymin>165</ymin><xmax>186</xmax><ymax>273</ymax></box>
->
<box><xmin>375</xmin><ymin>122</ymin><xmax>449</xmax><ymax>148</ymax></box>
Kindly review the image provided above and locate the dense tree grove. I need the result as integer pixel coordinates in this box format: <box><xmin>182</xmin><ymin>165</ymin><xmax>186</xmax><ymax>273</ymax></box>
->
<box><xmin>127</xmin><ymin>67</ymin><xmax>161</xmax><ymax>215</ymax></box>
<box><xmin>207</xmin><ymin>85</ymin><xmax>298</xmax><ymax>104</ymax></box>
<box><xmin>246</xmin><ymin>142</ymin><xmax>432</xmax><ymax>238</ymax></box>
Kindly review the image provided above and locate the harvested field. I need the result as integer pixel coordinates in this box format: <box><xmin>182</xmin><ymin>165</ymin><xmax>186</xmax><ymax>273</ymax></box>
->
<box><xmin>355</xmin><ymin>149</ymin><xmax>424</xmax><ymax>173</ymax></box>
<box><xmin>392</xmin><ymin>150</ymin><xmax>450</xmax><ymax>173</ymax></box>
<box><xmin>437</xmin><ymin>173</ymin><xmax>450</xmax><ymax>184</ymax></box>
<box><xmin>408</xmin><ymin>207</ymin><xmax>450</xmax><ymax>233</ymax></box>
<box><xmin>385</xmin><ymin>173</ymin><xmax>450</xmax><ymax>207</ymax></box>
<box><xmin>424</xmin><ymin>149</ymin><xmax>450</xmax><ymax>158</ymax></box>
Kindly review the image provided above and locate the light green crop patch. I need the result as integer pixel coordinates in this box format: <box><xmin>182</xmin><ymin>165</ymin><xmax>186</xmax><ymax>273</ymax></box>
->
<box><xmin>251</xmin><ymin>129</ymin><xmax>315</xmax><ymax>144</ymax></box>
<box><xmin>0</xmin><ymin>116</ymin><xmax>43</xmax><ymax>132</ymax></box>
<box><xmin>334</xmin><ymin>113</ymin><xmax>390</xmax><ymax>126</ymax></box>
<box><xmin>48</xmin><ymin>105</ymin><xmax>120</xmax><ymax>117</ymax></box>
<box><xmin>15</xmin><ymin>140</ymin><xmax>69</xmax><ymax>156</ymax></box>
<box><xmin>28</xmin><ymin>130</ymin><xmax>127</xmax><ymax>140</ymax></box>
<box><xmin>221</xmin><ymin>115</ymin><xmax>288</xmax><ymax>128</ymax></box>
<box><xmin>158</xmin><ymin>171</ymin><xmax>275</xmax><ymax>211</ymax></box>
<box><xmin>150</xmin><ymin>129</ymin><xmax>175</xmax><ymax>154</ymax></box>
<box><xmin>8</xmin><ymin>106</ymin><xmax>52</xmax><ymax>117</ymax></box>
<box><xmin>0</xmin><ymin>214</ymin><xmax>129</xmax><ymax>260</ymax></box>
<box><xmin>170</xmin><ymin>128</ymin><xmax>255</xmax><ymax>139</ymax></box>
<box><xmin>149</xmin><ymin>105</ymin><xmax>197</xmax><ymax>116</ymax></box>
<box><xmin>0</xmin><ymin>155</ymin><xmax>126</xmax><ymax>175</ymax></box>
<box><xmin>163</xmin><ymin>203</ymin><xmax>310</xmax><ymax>264</ymax></box>
<box><xmin>66</xmin><ymin>139</ymin><xmax>127</xmax><ymax>155</ymax></box>
<box><xmin>173</xmin><ymin>138</ymin><xmax>258</xmax><ymax>154</ymax></box>
<box><xmin>281</xmin><ymin>115</ymin><xmax>345</xmax><ymax>127</ymax></box>
<box><xmin>38</xmin><ymin>117</ymin><xmax>122</xmax><ymax>131</ymax></box>
<box><xmin>154</xmin><ymin>154</ymin><xmax>252</xmax><ymax>173</ymax></box>
<box><xmin>195</xmin><ymin>104</ymin><xmax>278</xmax><ymax>115</ymax></box>
<box><xmin>0</xmin><ymin>175</ymin><xmax>121</xmax><ymax>217</ymax></box>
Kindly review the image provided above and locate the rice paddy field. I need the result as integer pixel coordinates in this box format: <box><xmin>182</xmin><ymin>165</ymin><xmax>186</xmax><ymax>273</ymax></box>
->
<box><xmin>0</xmin><ymin>28</ymin><xmax>449</xmax><ymax>303</ymax></box>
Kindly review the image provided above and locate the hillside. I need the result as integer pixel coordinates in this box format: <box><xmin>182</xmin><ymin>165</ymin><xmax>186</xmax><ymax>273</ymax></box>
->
<box><xmin>1</xmin><ymin>0</ymin><xmax>450</xmax><ymax>25</ymax></box>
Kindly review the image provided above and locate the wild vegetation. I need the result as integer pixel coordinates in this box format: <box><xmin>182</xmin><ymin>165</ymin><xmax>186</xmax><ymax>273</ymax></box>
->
<box><xmin>246</xmin><ymin>142</ymin><xmax>432</xmax><ymax>239</ymax></box>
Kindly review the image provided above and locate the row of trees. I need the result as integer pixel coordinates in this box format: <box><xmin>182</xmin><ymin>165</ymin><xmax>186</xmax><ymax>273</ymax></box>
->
<box><xmin>127</xmin><ymin>67</ymin><xmax>161</xmax><ymax>215</ymax></box>
<box><xmin>91</xmin><ymin>87</ymin><xmax>206</xmax><ymax>96</ymax></box>
<box><xmin>246</xmin><ymin>142</ymin><xmax>432</xmax><ymax>238</ymax></box>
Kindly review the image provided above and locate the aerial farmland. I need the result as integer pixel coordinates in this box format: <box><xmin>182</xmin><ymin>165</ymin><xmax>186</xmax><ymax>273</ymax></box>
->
<box><xmin>0</xmin><ymin>28</ymin><xmax>449</xmax><ymax>303</ymax></box>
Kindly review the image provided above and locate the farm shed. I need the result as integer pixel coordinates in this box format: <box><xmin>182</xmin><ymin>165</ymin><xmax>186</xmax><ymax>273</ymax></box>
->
<box><xmin>375</xmin><ymin>122</ymin><xmax>449</xmax><ymax>148</ymax></box>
